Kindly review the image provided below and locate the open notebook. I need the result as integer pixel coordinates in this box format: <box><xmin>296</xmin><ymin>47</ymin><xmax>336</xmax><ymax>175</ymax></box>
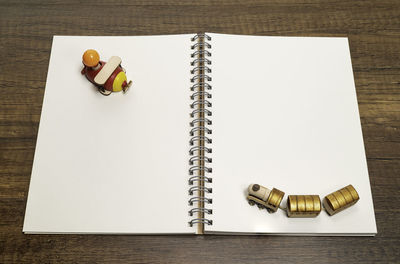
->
<box><xmin>23</xmin><ymin>33</ymin><xmax>377</xmax><ymax>235</ymax></box>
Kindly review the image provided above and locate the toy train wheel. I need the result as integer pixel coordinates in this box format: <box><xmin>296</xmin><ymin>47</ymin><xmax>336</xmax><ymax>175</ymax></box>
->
<box><xmin>257</xmin><ymin>204</ymin><xmax>264</xmax><ymax>209</ymax></box>
<box><xmin>248</xmin><ymin>200</ymin><xmax>255</xmax><ymax>206</ymax></box>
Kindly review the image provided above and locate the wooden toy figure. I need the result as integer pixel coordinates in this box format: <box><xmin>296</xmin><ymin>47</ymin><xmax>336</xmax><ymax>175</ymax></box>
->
<box><xmin>81</xmin><ymin>49</ymin><xmax>132</xmax><ymax>96</ymax></box>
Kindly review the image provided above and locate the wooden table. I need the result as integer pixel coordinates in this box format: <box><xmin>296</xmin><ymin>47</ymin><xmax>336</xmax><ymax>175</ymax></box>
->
<box><xmin>1</xmin><ymin>0</ymin><xmax>399</xmax><ymax>263</ymax></box>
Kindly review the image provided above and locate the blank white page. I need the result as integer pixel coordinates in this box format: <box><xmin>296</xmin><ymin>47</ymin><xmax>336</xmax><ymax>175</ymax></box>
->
<box><xmin>207</xmin><ymin>33</ymin><xmax>376</xmax><ymax>235</ymax></box>
<box><xmin>23</xmin><ymin>35</ymin><xmax>194</xmax><ymax>234</ymax></box>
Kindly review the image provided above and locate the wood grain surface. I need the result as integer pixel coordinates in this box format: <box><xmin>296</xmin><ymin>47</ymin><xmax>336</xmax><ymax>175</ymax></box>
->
<box><xmin>0</xmin><ymin>0</ymin><xmax>399</xmax><ymax>263</ymax></box>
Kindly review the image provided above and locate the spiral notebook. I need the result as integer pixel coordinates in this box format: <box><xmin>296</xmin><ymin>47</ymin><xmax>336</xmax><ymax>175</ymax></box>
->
<box><xmin>23</xmin><ymin>33</ymin><xmax>377</xmax><ymax>235</ymax></box>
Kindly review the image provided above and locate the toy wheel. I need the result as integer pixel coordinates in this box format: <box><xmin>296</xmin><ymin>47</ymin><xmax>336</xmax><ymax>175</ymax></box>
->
<box><xmin>248</xmin><ymin>200</ymin><xmax>255</xmax><ymax>206</ymax></box>
<box><xmin>257</xmin><ymin>204</ymin><xmax>264</xmax><ymax>209</ymax></box>
<box><xmin>99</xmin><ymin>87</ymin><xmax>112</xmax><ymax>96</ymax></box>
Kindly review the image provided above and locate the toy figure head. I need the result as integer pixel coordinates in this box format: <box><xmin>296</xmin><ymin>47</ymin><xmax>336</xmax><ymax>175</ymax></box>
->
<box><xmin>82</xmin><ymin>49</ymin><xmax>100</xmax><ymax>67</ymax></box>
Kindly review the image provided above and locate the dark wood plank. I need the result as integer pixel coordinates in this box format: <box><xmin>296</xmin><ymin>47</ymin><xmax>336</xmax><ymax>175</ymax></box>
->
<box><xmin>0</xmin><ymin>0</ymin><xmax>399</xmax><ymax>263</ymax></box>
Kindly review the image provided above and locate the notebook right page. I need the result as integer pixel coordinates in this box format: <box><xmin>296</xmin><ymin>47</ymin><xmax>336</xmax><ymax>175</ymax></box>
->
<box><xmin>207</xmin><ymin>33</ymin><xmax>376</xmax><ymax>235</ymax></box>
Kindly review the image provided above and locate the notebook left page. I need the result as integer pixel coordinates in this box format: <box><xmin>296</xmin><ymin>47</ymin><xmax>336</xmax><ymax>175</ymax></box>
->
<box><xmin>23</xmin><ymin>35</ymin><xmax>194</xmax><ymax>234</ymax></box>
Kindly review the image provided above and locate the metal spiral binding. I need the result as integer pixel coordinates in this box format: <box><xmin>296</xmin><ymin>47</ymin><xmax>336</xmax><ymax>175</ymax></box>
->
<box><xmin>188</xmin><ymin>33</ymin><xmax>213</xmax><ymax>228</ymax></box>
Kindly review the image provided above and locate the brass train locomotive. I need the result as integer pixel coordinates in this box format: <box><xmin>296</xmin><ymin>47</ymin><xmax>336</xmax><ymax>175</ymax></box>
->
<box><xmin>247</xmin><ymin>183</ymin><xmax>359</xmax><ymax>218</ymax></box>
